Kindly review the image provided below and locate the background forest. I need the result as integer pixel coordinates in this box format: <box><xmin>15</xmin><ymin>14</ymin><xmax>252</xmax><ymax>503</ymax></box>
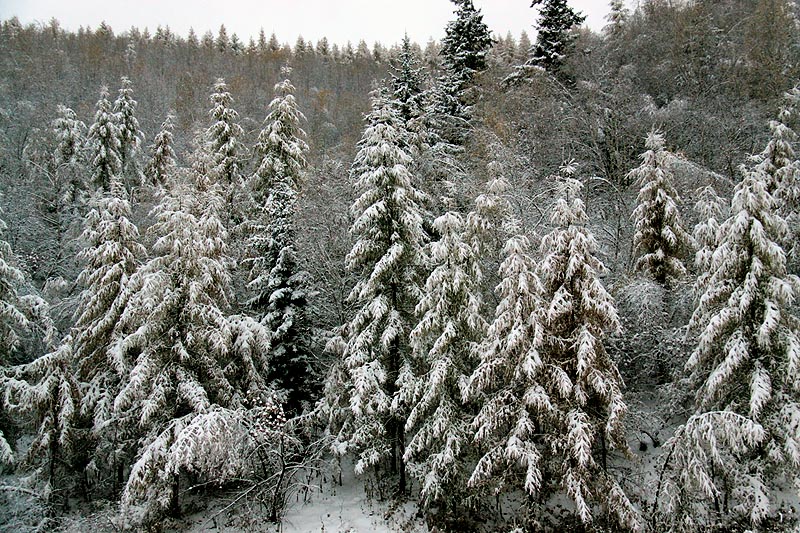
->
<box><xmin>1</xmin><ymin>0</ymin><xmax>800</xmax><ymax>531</ymax></box>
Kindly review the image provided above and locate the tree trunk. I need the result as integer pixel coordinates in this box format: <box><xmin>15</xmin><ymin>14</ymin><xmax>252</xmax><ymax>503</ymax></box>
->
<box><xmin>168</xmin><ymin>473</ymin><xmax>180</xmax><ymax>518</ymax></box>
<box><xmin>398</xmin><ymin>422</ymin><xmax>406</xmax><ymax>495</ymax></box>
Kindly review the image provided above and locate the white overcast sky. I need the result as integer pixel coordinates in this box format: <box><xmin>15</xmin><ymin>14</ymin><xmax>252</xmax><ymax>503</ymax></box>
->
<box><xmin>0</xmin><ymin>1</ymin><xmax>621</xmax><ymax>46</ymax></box>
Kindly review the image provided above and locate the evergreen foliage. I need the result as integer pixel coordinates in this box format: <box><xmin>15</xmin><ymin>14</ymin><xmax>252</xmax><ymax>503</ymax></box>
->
<box><xmin>693</xmin><ymin>185</ymin><xmax>728</xmax><ymax>295</ymax></box>
<box><xmin>0</xmin><ymin>206</ymin><xmax>30</xmax><ymax>465</ymax></box>
<box><xmin>52</xmin><ymin>105</ymin><xmax>88</xmax><ymax>210</ymax></box>
<box><xmin>6</xmin><ymin>338</ymin><xmax>82</xmax><ymax>506</ymax></box>
<box><xmin>405</xmin><ymin>210</ymin><xmax>485</xmax><ymax>505</ymax></box>
<box><xmin>72</xmin><ymin>178</ymin><xmax>145</xmax><ymax>480</ymax></box>
<box><xmin>465</xmin><ymin>227</ymin><xmax>547</xmax><ymax>502</ymax></box>
<box><xmin>758</xmin><ymin>86</ymin><xmax>800</xmax><ymax>266</ymax></box>
<box><xmin>507</xmin><ymin>0</ymin><xmax>585</xmax><ymax>83</ymax></box>
<box><xmin>440</xmin><ymin>0</ymin><xmax>493</xmax><ymax>84</ymax></box>
<box><xmin>53</xmin><ymin>105</ymin><xmax>86</xmax><ymax>167</ymax></box>
<box><xmin>206</xmin><ymin>78</ymin><xmax>245</xmax><ymax>225</ymax></box>
<box><xmin>322</xmin><ymin>91</ymin><xmax>427</xmax><ymax>493</ymax></box>
<box><xmin>0</xmin><ymin>207</ymin><xmax>30</xmax><ymax>366</ymax></box>
<box><xmin>113</xmin><ymin>77</ymin><xmax>145</xmax><ymax>188</ymax></box>
<box><xmin>536</xmin><ymin>175</ymin><xmax>638</xmax><ymax>529</ymax></box>
<box><xmin>249</xmin><ymin>70</ymin><xmax>309</xmax><ymax>199</ymax></box>
<box><xmin>390</xmin><ymin>35</ymin><xmax>427</xmax><ymax>127</ymax></box>
<box><xmin>1</xmin><ymin>9</ymin><xmax>800</xmax><ymax>532</ymax></box>
<box><xmin>207</xmin><ymin>78</ymin><xmax>244</xmax><ymax>188</ymax></box>
<box><xmin>111</xmin><ymin>167</ymin><xmax>269</xmax><ymax>523</ymax></box>
<box><xmin>247</xmin><ymin>69</ymin><xmax>313</xmax><ymax>413</ymax></box>
<box><xmin>144</xmin><ymin>113</ymin><xmax>176</xmax><ymax>187</ymax></box>
<box><xmin>604</xmin><ymin>0</ymin><xmax>629</xmax><ymax>36</ymax></box>
<box><xmin>437</xmin><ymin>0</ymin><xmax>493</xmax><ymax>143</ymax></box>
<box><xmin>683</xmin><ymin>162</ymin><xmax>800</xmax><ymax>527</ymax></box>
<box><xmin>630</xmin><ymin>130</ymin><xmax>693</xmax><ymax>285</ymax></box>
<box><xmin>87</xmin><ymin>86</ymin><xmax>123</xmax><ymax>191</ymax></box>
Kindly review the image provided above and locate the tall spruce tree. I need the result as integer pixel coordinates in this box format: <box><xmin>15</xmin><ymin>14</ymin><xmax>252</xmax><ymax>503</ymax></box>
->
<box><xmin>72</xmin><ymin>178</ymin><xmax>145</xmax><ymax>483</ymax></box>
<box><xmin>53</xmin><ymin>105</ymin><xmax>87</xmax><ymax>207</ymax></box>
<box><xmin>536</xmin><ymin>176</ymin><xmax>637</xmax><ymax>529</ymax></box>
<box><xmin>390</xmin><ymin>35</ymin><xmax>462</xmax><ymax>208</ymax></box>
<box><xmin>507</xmin><ymin>0</ymin><xmax>585</xmax><ymax>83</ymax></box>
<box><xmin>405</xmin><ymin>210</ymin><xmax>486</xmax><ymax>505</ymax></box>
<box><xmin>390</xmin><ymin>34</ymin><xmax>427</xmax><ymax>128</ymax></box>
<box><xmin>112</xmin><ymin>165</ymin><xmax>269</xmax><ymax>523</ymax></box>
<box><xmin>437</xmin><ymin>0</ymin><xmax>493</xmax><ymax>144</ymax></box>
<box><xmin>53</xmin><ymin>105</ymin><xmax>86</xmax><ymax>167</ymax></box>
<box><xmin>683</xmin><ymin>163</ymin><xmax>800</xmax><ymax>527</ymax></box>
<box><xmin>113</xmin><ymin>77</ymin><xmax>145</xmax><ymax>189</ymax></box>
<box><xmin>604</xmin><ymin>0</ymin><xmax>629</xmax><ymax>36</ymax></box>
<box><xmin>754</xmin><ymin>86</ymin><xmax>799</xmax><ymax>195</ymax></box>
<box><xmin>7</xmin><ymin>337</ymin><xmax>82</xmax><ymax>507</ymax></box>
<box><xmin>322</xmin><ymin>92</ymin><xmax>427</xmax><ymax>494</ymax></box>
<box><xmin>440</xmin><ymin>0</ymin><xmax>493</xmax><ymax>85</ymax></box>
<box><xmin>465</xmin><ymin>161</ymin><xmax>518</xmax><ymax>263</ymax></box>
<box><xmin>206</xmin><ymin>78</ymin><xmax>244</xmax><ymax>223</ymax></box>
<box><xmin>0</xmin><ymin>205</ymin><xmax>30</xmax><ymax>465</ymax></box>
<box><xmin>693</xmin><ymin>184</ymin><xmax>728</xmax><ymax>295</ymax></box>
<box><xmin>466</xmin><ymin>229</ymin><xmax>548</xmax><ymax>508</ymax></box>
<box><xmin>144</xmin><ymin>113</ymin><xmax>176</xmax><ymax>187</ymax></box>
<box><xmin>247</xmin><ymin>69</ymin><xmax>312</xmax><ymax>414</ymax></box>
<box><xmin>757</xmin><ymin>86</ymin><xmax>800</xmax><ymax>268</ymax></box>
<box><xmin>630</xmin><ymin>130</ymin><xmax>692</xmax><ymax>286</ymax></box>
<box><xmin>87</xmin><ymin>86</ymin><xmax>123</xmax><ymax>191</ymax></box>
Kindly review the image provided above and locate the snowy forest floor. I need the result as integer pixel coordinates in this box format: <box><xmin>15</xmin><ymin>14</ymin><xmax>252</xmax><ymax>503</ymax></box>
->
<box><xmin>0</xmin><ymin>390</ymin><xmax>678</xmax><ymax>533</ymax></box>
<box><xmin>0</xmin><ymin>463</ymin><xmax>429</xmax><ymax>532</ymax></box>
<box><xmin>2</xmin><ymin>388</ymin><xmax>798</xmax><ymax>532</ymax></box>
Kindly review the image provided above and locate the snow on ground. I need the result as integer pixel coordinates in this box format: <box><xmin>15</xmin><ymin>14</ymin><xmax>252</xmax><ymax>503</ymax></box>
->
<box><xmin>176</xmin><ymin>464</ymin><xmax>428</xmax><ymax>533</ymax></box>
<box><xmin>279</xmin><ymin>473</ymin><xmax>426</xmax><ymax>533</ymax></box>
<box><xmin>0</xmin><ymin>464</ymin><xmax>428</xmax><ymax>532</ymax></box>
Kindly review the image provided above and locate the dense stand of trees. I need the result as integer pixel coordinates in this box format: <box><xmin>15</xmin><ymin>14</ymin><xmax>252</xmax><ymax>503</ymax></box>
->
<box><xmin>1</xmin><ymin>0</ymin><xmax>800</xmax><ymax>531</ymax></box>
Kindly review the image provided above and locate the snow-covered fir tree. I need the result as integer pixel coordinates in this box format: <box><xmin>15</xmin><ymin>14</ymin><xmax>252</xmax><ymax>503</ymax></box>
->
<box><xmin>72</xmin><ymin>178</ymin><xmax>145</xmax><ymax>484</ymax></box>
<box><xmin>6</xmin><ymin>337</ymin><xmax>82</xmax><ymax>507</ymax></box>
<box><xmin>465</xmin><ymin>225</ymin><xmax>547</xmax><ymax>508</ymax></box>
<box><xmin>249</xmin><ymin>69</ymin><xmax>308</xmax><ymax>199</ymax></box>
<box><xmin>604</xmin><ymin>0</ymin><xmax>629</xmax><ymax>36</ymax></box>
<box><xmin>321</xmin><ymin>91</ymin><xmax>427</xmax><ymax>494</ymax></box>
<box><xmin>389</xmin><ymin>37</ymin><xmax>461</xmax><ymax>208</ymax></box>
<box><xmin>468</xmin><ymin>174</ymin><xmax>638</xmax><ymax>529</ymax></box>
<box><xmin>754</xmin><ymin>86</ymin><xmax>799</xmax><ymax>195</ymax></box>
<box><xmin>630</xmin><ymin>130</ymin><xmax>692</xmax><ymax>286</ymax></box>
<box><xmin>0</xmin><ymin>205</ymin><xmax>30</xmax><ymax>465</ymax></box>
<box><xmin>112</xmin><ymin>166</ymin><xmax>269</xmax><ymax>523</ymax></box>
<box><xmin>656</xmin><ymin>410</ymin><xmax>772</xmax><ymax>531</ymax></box>
<box><xmin>507</xmin><ymin>0</ymin><xmax>586</xmax><ymax>83</ymax></box>
<box><xmin>464</xmin><ymin>161</ymin><xmax>517</xmax><ymax>261</ymax></box>
<box><xmin>206</xmin><ymin>78</ymin><xmax>244</xmax><ymax>222</ymax></box>
<box><xmin>535</xmin><ymin>176</ymin><xmax>637</xmax><ymax>529</ymax></box>
<box><xmin>440</xmin><ymin>0</ymin><xmax>493</xmax><ymax>87</ymax></box>
<box><xmin>113</xmin><ymin>77</ymin><xmax>145</xmax><ymax>189</ymax></box>
<box><xmin>756</xmin><ymin>86</ymin><xmax>800</xmax><ymax>268</ymax></box>
<box><xmin>247</xmin><ymin>69</ymin><xmax>312</xmax><ymax>414</ymax></box>
<box><xmin>436</xmin><ymin>0</ymin><xmax>493</xmax><ymax>144</ymax></box>
<box><xmin>144</xmin><ymin>112</ymin><xmax>176</xmax><ymax>187</ymax></box>
<box><xmin>87</xmin><ymin>86</ymin><xmax>123</xmax><ymax>192</ymax></box>
<box><xmin>52</xmin><ymin>105</ymin><xmax>88</xmax><ymax>210</ymax></box>
<box><xmin>53</xmin><ymin>104</ymin><xmax>86</xmax><ymax>167</ymax></box>
<box><xmin>682</xmin><ymin>163</ymin><xmax>800</xmax><ymax>528</ymax></box>
<box><xmin>692</xmin><ymin>184</ymin><xmax>728</xmax><ymax>295</ymax></box>
<box><xmin>404</xmin><ymin>167</ymin><xmax>518</xmax><ymax>505</ymax></box>
<box><xmin>404</xmin><ymin>210</ymin><xmax>486</xmax><ymax>505</ymax></box>
<box><xmin>390</xmin><ymin>34</ymin><xmax>427</xmax><ymax>128</ymax></box>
